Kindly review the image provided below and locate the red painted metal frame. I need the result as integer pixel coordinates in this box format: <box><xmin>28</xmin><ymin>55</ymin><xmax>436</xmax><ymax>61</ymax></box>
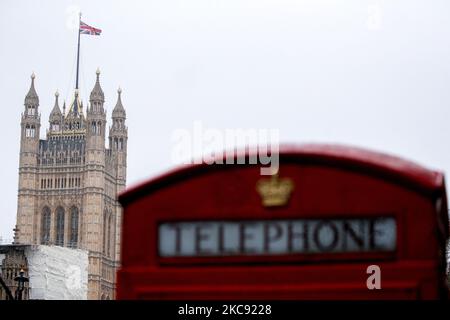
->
<box><xmin>117</xmin><ymin>144</ymin><xmax>449</xmax><ymax>300</ymax></box>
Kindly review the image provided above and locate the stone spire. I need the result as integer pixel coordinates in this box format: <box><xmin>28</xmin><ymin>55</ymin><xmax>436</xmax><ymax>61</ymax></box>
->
<box><xmin>112</xmin><ymin>87</ymin><xmax>126</xmax><ymax>118</ymax></box>
<box><xmin>67</xmin><ymin>89</ymin><xmax>82</xmax><ymax>117</ymax></box>
<box><xmin>90</xmin><ymin>68</ymin><xmax>105</xmax><ymax>103</ymax></box>
<box><xmin>24</xmin><ymin>72</ymin><xmax>39</xmax><ymax>106</ymax></box>
<box><xmin>49</xmin><ymin>90</ymin><xmax>62</xmax><ymax>120</ymax></box>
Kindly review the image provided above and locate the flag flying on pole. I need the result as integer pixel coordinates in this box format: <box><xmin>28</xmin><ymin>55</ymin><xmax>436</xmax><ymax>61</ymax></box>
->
<box><xmin>79</xmin><ymin>21</ymin><xmax>102</xmax><ymax>35</ymax></box>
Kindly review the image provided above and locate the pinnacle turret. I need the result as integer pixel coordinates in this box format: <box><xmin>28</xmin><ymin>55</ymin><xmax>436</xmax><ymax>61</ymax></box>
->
<box><xmin>24</xmin><ymin>72</ymin><xmax>39</xmax><ymax>107</ymax></box>
<box><xmin>90</xmin><ymin>68</ymin><xmax>104</xmax><ymax>103</ymax></box>
<box><xmin>49</xmin><ymin>90</ymin><xmax>62</xmax><ymax>120</ymax></box>
<box><xmin>112</xmin><ymin>87</ymin><xmax>126</xmax><ymax>118</ymax></box>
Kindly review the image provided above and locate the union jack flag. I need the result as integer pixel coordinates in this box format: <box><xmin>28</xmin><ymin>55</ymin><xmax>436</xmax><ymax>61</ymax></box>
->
<box><xmin>79</xmin><ymin>21</ymin><xmax>102</xmax><ymax>35</ymax></box>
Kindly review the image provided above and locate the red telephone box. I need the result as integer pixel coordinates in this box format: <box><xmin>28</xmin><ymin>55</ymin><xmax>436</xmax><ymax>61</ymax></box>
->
<box><xmin>117</xmin><ymin>144</ymin><xmax>449</xmax><ymax>299</ymax></box>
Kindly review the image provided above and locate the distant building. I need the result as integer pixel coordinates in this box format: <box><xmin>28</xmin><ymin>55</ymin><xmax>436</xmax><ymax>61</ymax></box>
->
<box><xmin>0</xmin><ymin>244</ymin><xmax>89</xmax><ymax>300</ymax></box>
<box><xmin>14</xmin><ymin>70</ymin><xmax>128</xmax><ymax>299</ymax></box>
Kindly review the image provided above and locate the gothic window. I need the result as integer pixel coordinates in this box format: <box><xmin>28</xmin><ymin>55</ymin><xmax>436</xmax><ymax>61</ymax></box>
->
<box><xmin>55</xmin><ymin>207</ymin><xmax>65</xmax><ymax>246</ymax></box>
<box><xmin>103</xmin><ymin>210</ymin><xmax>113</xmax><ymax>256</ymax></box>
<box><xmin>97</xmin><ymin>122</ymin><xmax>102</xmax><ymax>135</ymax></box>
<box><xmin>107</xmin><ymin>214</ymin><xmax>112</xmax><ymax>257</ymax></box>
<box><xmin>28</xmin><ymin>106</ymin><xmax>35</xmax><ymax>116</ymax></box>
<box><xmin>25</xmin><ymin>125</ymin><xmax>30</xmax><ymax>137</ymax></box>
<box><xmin>114</xmin><ymin>138</ymin><xmax>118</xmax><ymax>150</ymax></box>
<box><xmin>92</xmin><ymin>122</ymin><xmax>97</xmax><ymax>135</ymax></box>
<box><xmin>103</xmin><ymin>210</ymin><xmax>108</xmax><ymax>254</ymax></box>
<box><xmin>41</xmin><ymin>207</ymin><xmax>51</xmax><ymax>244</ymax></box>
<box><xmin>26</xmin><ymin>126</ymin><xmax>36</xmax><ymax>138</ymax></box>
<box><xmin>69</xmin><ymin>207</ymin><xmax>79</xmax><ymax>248</ymax></box>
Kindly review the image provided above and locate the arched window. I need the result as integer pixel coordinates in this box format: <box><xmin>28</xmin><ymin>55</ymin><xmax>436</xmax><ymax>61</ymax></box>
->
<box><xmin>103</xmin><ymin>210</ymin><xmax>108</xmax><ymax>254</ymax></box>
<box><xmin>107</xmin><ymin>214</ymin><xmax>112</xmax><ymax>257</ymax></box>
<box><xmin>103</xmin><ymin>210</ymin><xmax>113</xmax><ymax>257</ymax></box>
<box><xmin>69</xmin><ymin>207</ymin><xmax>79</xmax><ymax>248</ymax></box>
<box><xmin>41</xmin><ymin>207</ymin><xmax>51</xmax><ymax>244</ymax></box>
<box><xmin>25</xmin><ymin>125</ymin><xmax>30</xmax><ymax>137</ymax></box>
<box><xmin>97</xmin><ymin>121</ymin><xmax>102</xmax><ymax>135</ymax></box>
<box><xmin>55</xmin><ymin>207</ymin><xmax>65</xmax><ymax>246</ymax></box>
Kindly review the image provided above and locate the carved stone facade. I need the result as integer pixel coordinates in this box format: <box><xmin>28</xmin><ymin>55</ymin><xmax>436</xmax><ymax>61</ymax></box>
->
<box><xmin>0</xmin><ymin>245</ymin><xmax>30</xmax><ymax>300</ymax></box>
<box><xmin>14</xmin><ymin>71</ymin><xmax>127</xmax><ymax>299</ymax></box>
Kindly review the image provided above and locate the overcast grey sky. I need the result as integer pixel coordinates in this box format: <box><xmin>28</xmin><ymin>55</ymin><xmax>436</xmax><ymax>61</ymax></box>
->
<box><xmin>1</xmin><ymin>0</ymin><xmax>450</xmax><ymax>240</ymax></box>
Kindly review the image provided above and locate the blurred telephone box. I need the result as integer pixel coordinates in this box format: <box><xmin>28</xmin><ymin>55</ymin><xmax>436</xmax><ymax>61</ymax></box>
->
<box><xmin>117</xmin><ymin>145</ymin><xmax>449</xmax><ymax>299</ymax></box>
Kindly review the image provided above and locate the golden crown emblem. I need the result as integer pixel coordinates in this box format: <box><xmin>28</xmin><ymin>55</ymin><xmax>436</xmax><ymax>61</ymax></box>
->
<box><xmin>256</xmin><ymin>172</ymin><xmax>294</xmax><ymax>207</ymax></box>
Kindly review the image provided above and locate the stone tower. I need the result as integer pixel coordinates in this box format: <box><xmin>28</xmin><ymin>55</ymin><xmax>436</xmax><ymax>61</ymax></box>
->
<box><xmin>15</xmin><ymin>71</ymin><xmax>128</xmax><ymax>300</ymax></box>
<box><xmin>16</xmin><ymin>73</ymin><xmax>41</xmax><ymax>245</ymax></box>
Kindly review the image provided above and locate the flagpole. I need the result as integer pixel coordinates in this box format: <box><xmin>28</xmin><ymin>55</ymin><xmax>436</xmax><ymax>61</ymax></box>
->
<box><xmin>75</xmin><ymin>12</ymin><xmax>81</xmax><ymax>90</ymax></box>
